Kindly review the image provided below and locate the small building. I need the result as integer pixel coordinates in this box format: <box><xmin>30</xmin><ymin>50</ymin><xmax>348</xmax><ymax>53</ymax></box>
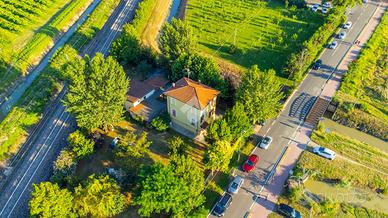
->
<box><xmin>125</xmin><ymin>80</ymin><xmax>155</xmax><ymax>109</ymax></box>
<box><xmin>164</xmin><ymin>77</ymin><xmax>220</xmax><ymax>135</ymax></box>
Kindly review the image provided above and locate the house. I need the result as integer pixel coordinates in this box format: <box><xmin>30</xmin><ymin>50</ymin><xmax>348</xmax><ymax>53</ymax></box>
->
<box><xmin>164</xmin><ymin>77</ymin><xmax>220</xmax><ymax>135</ymax></box>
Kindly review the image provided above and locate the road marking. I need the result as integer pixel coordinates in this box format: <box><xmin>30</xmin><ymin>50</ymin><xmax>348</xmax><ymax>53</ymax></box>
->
<box><xmin>0</xmin><ymin>107</ymin><xmax>67</xmax><ymax>216</ymax></box>
<box><xmin>6</xmin><ymin>113</ymin><xmax>71</xmax><ymax>218</ymax></box>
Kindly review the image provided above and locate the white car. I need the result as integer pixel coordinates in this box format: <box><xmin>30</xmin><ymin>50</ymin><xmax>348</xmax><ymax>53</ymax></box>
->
<box><xmin>313</xmin><ymin>146</ymin><xmax>336</xmax><ymax>160</ymax></box>
<box><xmin>321</xmin><ymin>7</ymin><xmax>328</xmax><ymax>14</ymax></box>
<box><xmin>323</xmin><ymin>2</ymin><xmax>333</xmax><ymax>8</ymax></box>
<box><xmin>338</xmin><ymin>32</ymin><xmax>347</xmax><ymax>39</ymax></box>
<box><xmin>311</xmin><ymin>4</ymin><xmax>319</xmax><ymax>12</ymax></box>
<box><xmin>329</xmin><ymin>41</ymin><xmax>338</xmax><ymax>49</ymax></box>
<box><xmin>344</xmin><ymin>21</ymin><xmax>352</xmax><ymax>29</ymax></box>
<box><xmin>259</xmin><ymin>136</ymin><xmax>273</xmax><ymax>149</ymax></box>
<box><xmin>228</xmin><ymin>176</ymin><xmax>244</xmax><ymax>194</ymax></box>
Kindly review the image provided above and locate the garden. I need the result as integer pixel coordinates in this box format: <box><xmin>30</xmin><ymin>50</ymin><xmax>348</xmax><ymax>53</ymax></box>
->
<box><xmin>185</xmin><ymin>0</ymin><xmax>324</xmax><ymax>81</ymax></box>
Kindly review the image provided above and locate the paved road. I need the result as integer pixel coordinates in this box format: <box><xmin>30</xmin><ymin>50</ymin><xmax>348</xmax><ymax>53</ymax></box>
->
<box><xmin>209</xmin><ymin>2</ymin><xmax>381</xmax><ymax>218</ymax></box>
<box><xmin>0</xmin><ymin>0</ymin><xmax>140</xmax><ymax>217</ymax></box>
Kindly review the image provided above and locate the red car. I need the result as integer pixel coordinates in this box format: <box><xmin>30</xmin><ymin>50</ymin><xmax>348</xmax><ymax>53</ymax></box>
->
<box><xmin>243</xmin><ymin>154</ymin><xmax>259</xmax><ymax>172</ymax></box>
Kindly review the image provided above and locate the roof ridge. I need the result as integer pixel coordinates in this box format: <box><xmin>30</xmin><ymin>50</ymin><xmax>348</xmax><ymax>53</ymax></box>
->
<box><xmin>192</xmin><ymin>84</ymin><xmax>202</xmax><ymax>109</ymax></box>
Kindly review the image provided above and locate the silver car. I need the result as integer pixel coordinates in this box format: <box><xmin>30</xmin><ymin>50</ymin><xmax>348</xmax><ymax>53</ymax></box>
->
<box><xmin>311</xmin><ymin>4</ymin><xmax>319</xmax><ymax>12</ymax></box>
<box><xmin>344</xmin><ymin>21</ymin><xmax>352</xmax><ymax>29</ymax></box>
<box><xmin>321</xmin><ymin>7</ymin><xmax>328</xmax><ymax>14</ymax></box>
<box><xmin>259</xmin><ymin>136</ymin><xmax>273</xmax><ymax>149</ymax></box>
<box><xmin>338</xmin><ymin>32</ymin><xmax>346</xmax><ymax>39</ymax></box>
<box><xmin>329</xmin><ymin>41</ymin><xmax>338</xmax><ymax>49</ymax></box>
<box><xmin>228</xmin><ymin>176</ymin><xmax>244</xmax><ymax>194</ymax></box>
<box><xmin>313</xmin><ymin>146</ymin><xmax>336</xmax><ymax>160</ymax></box>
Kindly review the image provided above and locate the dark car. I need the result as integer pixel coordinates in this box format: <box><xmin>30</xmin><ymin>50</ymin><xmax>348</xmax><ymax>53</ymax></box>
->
<box><xmin>242</xmin><ymin>154</ymin><xmax>259</xmax><ymax>172</ymax></box>
<box><xmin>278</xmin><ymin>203</ymin><xmax>302</xmax><ymax>218</ymax></box>
<box><xmin>212</xmin><ymin>193</ymin><xmax>233</xmax><ymax>217</ymax></box>
<box><xmin>312</xmin><ymin>59</ymin><xmax>322</xmax><ymax>70</ymax></box>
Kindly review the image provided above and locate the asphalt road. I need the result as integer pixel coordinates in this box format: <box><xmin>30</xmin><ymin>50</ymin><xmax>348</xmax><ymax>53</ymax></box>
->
<box><xmin>209</xmin><ymin>2</ymin><xmax>380</xmax><ymax>218</ymax></box>
<box><xmin>0</xmin><ymin>0</ymin><xmax>140</xmax><ymax>217</ymax></box>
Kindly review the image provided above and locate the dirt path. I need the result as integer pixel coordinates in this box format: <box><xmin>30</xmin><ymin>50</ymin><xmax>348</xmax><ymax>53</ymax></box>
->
<box><xmin>336</xmin><ymin>154</ymin><xmax>388</xmax><ymax>176</ymax></box>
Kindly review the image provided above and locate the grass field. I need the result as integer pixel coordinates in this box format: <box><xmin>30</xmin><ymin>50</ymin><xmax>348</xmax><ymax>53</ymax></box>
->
<box><xmin>0</xmin><ymin>0</ymin><xmax>120</xmax><ymax>163</ymax></box>
<box><xmin>333</xmin><ymin>12</ymin><xmax>388</xmax><ymax>141</ymax></box>
<box><xmin>185</xmin><ymin>0</ymin><xmax>324</xmax><ymax>78</ymax></box>
<box><xmin>0</xmin><ymin>0</ymin><xmax>92</xmax><ymax>94</ymax></box>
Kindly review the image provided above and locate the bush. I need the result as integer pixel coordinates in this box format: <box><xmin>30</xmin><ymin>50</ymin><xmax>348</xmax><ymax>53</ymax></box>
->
<box><xmin>288</xmin><ymin>186</ymin><xmax>304</xmax><ymax>203</ymax></box>
<box><xmin>168</xmin><ymin>136</ymin><xmax>188</xmax><ymax>156</ymax></box>
<box><xmin>67</xmin><ymin>130</ymin><xmax>94</xmax><ymax>158</ymax></box>
<box><xmin>319</xmin><ymin>200</ymin><xmax>340</xmax><ymax>216</ymax></box>
<box><xmin>151</xmin><ymin>113</ymin><xmax>170</xmax><ymax>132</ymax></box>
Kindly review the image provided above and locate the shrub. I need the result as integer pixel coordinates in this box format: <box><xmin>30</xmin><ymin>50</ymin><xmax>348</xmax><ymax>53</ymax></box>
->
<box><xmin>168</xmin><ymin>136</ymin><xmax>188</xmax><ymax>156</ymax></box>
<box><xmin>67</xmin><ymin>130</ymin><xmax>94</xmax><ymax>158</ymax></box>
<box><xmin>151</xmin><ymin>113</ymin><xmax>170</xmax><ymax>132</ymax></box>
<box><xmin>288</xmin><ymin>186</ymin><xmax>304</xmax><ymax>203</ymax></box>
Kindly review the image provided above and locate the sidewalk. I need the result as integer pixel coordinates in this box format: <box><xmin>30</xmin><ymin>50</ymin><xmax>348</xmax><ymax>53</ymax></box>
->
<box><xmin>252</xmin><ymin>3</ymin><xmax>386</xmax><ymax>217</ymax></box>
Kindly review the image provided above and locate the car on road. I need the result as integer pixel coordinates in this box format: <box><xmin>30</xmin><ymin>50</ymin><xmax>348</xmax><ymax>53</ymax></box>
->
<box><xmin>363</xmin><ymin>0</ymin><xmax>368</xmax><ymax>3</ymax></box>
<box><xmin>258</xmin><ymin>136</ymin><xmax>273</xmax><ymax>149</ymax></box>
<box><xmin>329</xmin><ymin>41</ymin><xmax>338</xmax><ymax>49</ymax></box>
<box><xmin>323</xmin><ymin>2</ymin><xmax>333</xmax><ymax>8</ymax></box>
<box><xmin>243</xmin><ymin>154</ymin><xmax>259</xmax><ymax>172</ymax></box>
<box><xmin>277</xmin><ymin>203</ymin><xmax>302</xmax><ymax>218</ymax></box>
<box><xmin>338</xmin><ymin>32</ymin><xmax>347</xmax><ymax>39</ymax></box>
<box><xmin>228</xmin><ymin>176</ymin><xmax>244</xmax><ymax>194</ymax></box>
<box><xmin>312</xmin><ymin>59</ymin><xmax>322</xmax><ymax>70</ymax></box>
<box><xmin>212</xmin><ymin>193</ymin><xmax>233</xmax><ymax>217</ymax></box>
<box><xmin>313</xmin><ymin>146</ymin><xmax>336</xmax><ymax>160</ymax></box>
<box><xmin>311</xmin><ymin>4</ymin><xmax>319</xmax><ymax>12</ymax></box>
<box><xmin>321</xmin><ymin>7</ymin><xmax>328</xmax><ymax>14</ymax></box>
<box><xmin>343</xmin><ymin>21</ymin><xmax>352</xmax><ymax>29</ymax></box>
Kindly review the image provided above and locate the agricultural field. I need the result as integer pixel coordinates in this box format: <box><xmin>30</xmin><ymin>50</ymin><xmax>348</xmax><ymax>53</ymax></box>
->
<box><xmin>333</xmin><ymin>12</ymin><xmax>388</xmax><ymax>141</ymax></box>
<box><xmin>0</xmin><ymin>0</ymin><xmax>92</xmax><ymax>94</ymax></box>
<box><xmin>271</xmin><ymin>125</ymin><xmax>388</xmax><ymax>217</ymax></box>
<box><xmin>185</xmin><ymin>0</ymin><xmax>324</xmax><ymax>79</ymax></box>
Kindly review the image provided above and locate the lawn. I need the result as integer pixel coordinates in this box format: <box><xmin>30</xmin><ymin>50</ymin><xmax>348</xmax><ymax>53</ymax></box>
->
<box><xmin>185</xmin><ymin>0</ymin><xmax>324</xmax><ymax>78</ymax></box>
<box><xmin>333</xmin><ymin>11</ymin><xmax>388</xmax><ymax>141</ymax></box>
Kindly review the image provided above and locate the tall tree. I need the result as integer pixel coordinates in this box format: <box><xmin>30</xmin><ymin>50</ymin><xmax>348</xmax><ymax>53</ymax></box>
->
<box><xmin>206</xmin><ymin>140</ymin><xmax>234</xmax><ymax>172</ymax></box>
<box><xmin>136</xmin><ymin>156</ymin><xmax>205</xmax><ymax>217</ymax></box>
<box><xmin>160</xmin><ymin>18</ymin><xmax>196</xmax><ymax>61</ymax></box>
<box><xmin>64</xmin><ymin>53</ymin><xmax>129</xmax><ymax>131</ymax></box>
<box><xmin>67</xmin><ymin>130</ymin><xmax>94</xmax><ymax>158</ymax></box>
<box><xmin>236</xmin><ymin>65</ymin><xmax>283</xmax><ymax>124</ymax></box>
<box><xmin>74</xmin><ymin>175</ymin><xmax>126</xmax><ymax>218</ymax></box>
<box><xmin>29</xmin><ymin>182</ymin><xmax>76</xmax><ymax>218</ymax></box>
<box><xmin>224</xmin><ymin>102</ymin><xmax>252</xmax><ymax>141</ymax></box>
<box><xmin>206</xmin><ymin>118</ymin><xmax>232</xmax><ymax>143</ymax></box>
<box><xmin>110</xmin><ymin>24</ymin><xmax>141</xmax><ymax>66</ymax></box>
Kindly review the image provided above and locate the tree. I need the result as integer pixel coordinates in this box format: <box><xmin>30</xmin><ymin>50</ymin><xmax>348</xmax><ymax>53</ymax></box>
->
<box><xmin>135</xmin><ymin>156</ymin><xmax>205</xmax><ymax>217</ymax></box>
<box><xmin>29</xmin><ymin>182</ymin><xmax>76</xmax><ymax>218</ymax></box>
<box><xmin>160</xmin><ymin>18</ymin><xmax>196</xmax><ymax>60</ymax></box>
<box><xmin>171</xmin><ymin>53</ymin><xmax>228</xmax><ymax>95</ymax></box>
<box><xmin>51</xmin><ymin>149</ymin><xmax>77</xmax><ymax>187</ymax></box>
<box><xmin>236</xmin><ymin>65</ymin><xmax>283</xmax><ymax>124</ymax></box>
<box><xmin>206</xmin><ymin>118</ymin><xmax>232</xmax><ymax>143</ymax></box>
<box><xmin>67</xmin><ymin>130</ymin><xmax>94</xmax><ymax>158</ymax></box>
<box><xmin>74</xmin><ymin>175</ymin><xmax>126</xmax><ymax>217</ymax></box>
<box><xmin>206</xmin><ymin>140</ymin><xmax>234</xmax><ymax>172</ymax></box>
<box><xmin>224</xmin><ymin>102</ymin><xmax>252</xmax><ymax>141</ymax></box>
<box><xmin>168</xmin><ymin>136</ymin><xmax>188</xmax><ymax>156</ymax></box>
<box><xmin>64</xmin><ymin>53</ymin><xmax>129</xmax><ymax>131</ymax></box>
<box><xmin>110</xmin><ymin>24</ymin><xmax>141</xmax><ymax>66</ymax></box>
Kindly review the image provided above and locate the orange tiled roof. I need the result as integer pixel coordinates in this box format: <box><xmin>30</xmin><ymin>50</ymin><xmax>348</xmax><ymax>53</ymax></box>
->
<box><xmin>164</xmin><ymin>77</ymin><xmax>219</xmax><ymax>110</ymax></box>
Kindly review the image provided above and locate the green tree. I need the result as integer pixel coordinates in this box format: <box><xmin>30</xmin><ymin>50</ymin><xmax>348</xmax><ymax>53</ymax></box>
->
<box><xmin>67</xmin><ymin>130</ymin><xmax>94</xmax><ymax>158</ymax></box>
<box><xmin>160</xmin><ymin>18</ymin><xmax>196</xmax><ymax>60</ymax></box>
<box><xmin>136</xmin><ymin>156</ymin><xmax>205</xmax><ymax>217</ymax></box>
<box><xmin>51</xmin><ymin>149</ymin><xmax>77</xmax><ymax>187</ymax></box>
<box><xmin>236</xmin><ymin>65</ymin><xmax>283</xmax><ymax>124</ymax></box>
<box><xmin>64</xmin><ymin>53</ymin><xmax>129</xmax><ymax>131</ymax></box>
<box><xmin>206</xmin><ymin>140</ymin><xmax>234</xmax><ymax>172</ymax></box>
<box><xmin>224</xmin><ymin>102</ymin><xmax>252</xmax><ymax>141</ymax></box>
<box><xmin>111</xmin><ymin>24</ymin><xmax>141</xmax><ymax>66</ymax></box>
<box><xmin>171</xmin><ymin>53</ymin><xmax>228</xmax><ymax>95</ymax></box>
<box><xmin>168</xmin><ymin>136</ymin><xmax>188</xmax><ymax>156</ymax></box>
<box><xmin>206</xmin><ymin>118</ymin><xmax>232</xmax><ymax>143</ymax></box>
<box><xmin>29</xmin><ymin>182</ymin><xmax>76</xmax><ymax>218</ymax></box>
<box><xmin>74</xmin><ymin>175</ymin><xmax>126</xmax><ymax>218</ymax></box>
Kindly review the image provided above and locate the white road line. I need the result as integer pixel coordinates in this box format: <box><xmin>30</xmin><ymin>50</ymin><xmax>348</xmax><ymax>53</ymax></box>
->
<box><xmin>7</xmin><ymin>112</ymin><xmax>71</xmax><ymax>218</ymax></box>
<box><xmin>0</xmin><ymin>107</ymin><xmax>67</xmax><ymax>216</ymax></box>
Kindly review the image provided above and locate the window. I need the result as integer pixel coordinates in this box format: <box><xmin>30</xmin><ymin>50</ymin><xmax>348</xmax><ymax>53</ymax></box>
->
<box><xmin>172</xmin><ymin>109</ymin><xmax>176</xmax><ymax>117</ymax></box>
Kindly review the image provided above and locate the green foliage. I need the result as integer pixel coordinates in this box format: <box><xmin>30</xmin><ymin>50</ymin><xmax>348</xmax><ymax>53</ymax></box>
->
<box><xmin>224</xmin><ymin>102</ymin><xmax>253</xmax><ymax>141</ymax></box>
<box><xmin>160</xmin><ymin>18</ymin><xmax>196</xmax><ymax>61</ymax></box>
<box><xmin>136</xmin><ymin>156</ymin><xmax>205</xmax><ymax>217</ymax></box>
<box><xmin>29</xmin><ymin>182</ymin><xmax>76</xmax><ymax>218</ymax></box>
<box><xmin>51</xmin><ymin>149</ymin><xmax>77</xmax><ymax>187</ymax></box>
<box><xmin>319</xmin><ymin>200</ymin><xmax>340</xmax><ymax>216</ymax></box>
<box><xmin>171</xmin><ymin>53</ymin><xmax>228</xmax><ymax>96</ymax></box>
<box><xmin>151</xmin><ymin>113</ymin><xmax>170</xmax><ymax>132</ymax></box>
<box><xmin>67</xmin><ymin>130</ymin><xmax>94</xmax><ymax>158</ymax></box>
<box><xmin>74</xmin><ymin>174</ymin><xmax>126</xmax><ymax>218</ymax></box>
<box><xmin>287</xmin><ymin>186</ymin><xmax>304</xmax><ymax>203</ymax></box>
<box><xmin>131</xmin><ymin>0</ymin><xmax>158</xmax><ymax>34</ymax></box>
<box><xmin>64</xmin><ymin>53</ymin><xmax>129</xmax><ymax>131</ymax></box>
<box><xmin>168</xmin><ymin>136</ymin><xmax>188</xmax><ymax>156</ymax></box>
<box><xmin>206</xmin><ymin>140</ymin><xmax>234</xmax><ymax>172</ymax></box>
<box><xmin>236</xmin><ymin>65</ymin><xmax>283</xmax><ymax>124</ymax></box>
<box><xmin>110</xmin><ymin>25</ymin><xmax>141</xmax><ymax>65</ymax></box>
<box><xmin>206</xmin><ymin>119</ymin><xmax>232</xmax><ymax>143</ymax></box>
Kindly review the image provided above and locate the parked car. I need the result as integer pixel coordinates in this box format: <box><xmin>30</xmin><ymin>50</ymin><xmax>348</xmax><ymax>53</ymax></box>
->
<box><xmin>363</xmin><ymin>0</ymin><xmax>368</xmax><ymax>3</ymax></box>
<box><xmin>259</xmin><ymin>136</ymin><xmax>273</xmax><ymax>149</ymax></box>
<box><xmin>278</xmin><ymin>203</ymin><xmax>302</xmax><ymax>218</ymax></box>
<box><xmin>338</xmin><ymin>32</ymin><xmax>347</xmax><ymax>39</ymax></box>
<box><xmin>329</xmin><ymin>41</ymin><xmax>338</xmax><ymax>49</ymax></box>
<box><xmin>321</xmin><ymin>7</ymin><xmax>328</xmax><ymax>14</ymax></box>
<box><xmin>323</xmin><ymin>2</ymin><xmax>333</xmax><ymax>8</ymax></box>
<box><xmin>243</xmin><ymin>154</ymin><xmax>259</xmax><ymax>172</ymax></box>
<box><xmin>228</xmin><ymin>176</ymin><xmax>244</xmax><ymax>194</ymax></box>
<box><xmin>313</xmin><ymin>146</ymin><xmax>336</xmax><ymax>160</ymax></box>
<box><xmin>311</xmin><ymin>4</ymin><xmax>319</xmax><ymax>12</ymax></box>
<box><xmin>343</xmin><ymin>21</ymin><xmax>352</xmax><ymax>29</ymax></box>
<box><xmin>212</xmin><ymin>193</ymin><xmax>233</xmax><ymax>217</ymax></box>
<box><xmin>312</xmin><ymin>59</ymin><xmax>322</xmax><ymax>70</ymax></box>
